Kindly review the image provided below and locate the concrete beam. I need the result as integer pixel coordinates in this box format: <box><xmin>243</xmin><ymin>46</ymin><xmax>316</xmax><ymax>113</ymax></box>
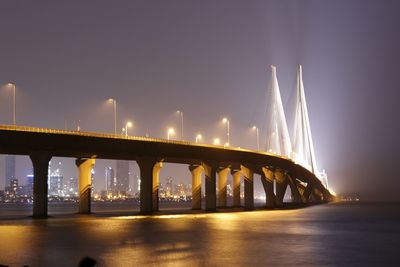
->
<box><xmin>202</xmin><ymin>162</ymin><xmax>218</xmax><ymax>212</ymax></box>
<box><xmin>30</xmin><ymin>152</ymin><xmax>52</xmax><ymax>218</ymax></box>
<box><xmin>76</xmin><ymin>158</ymin><xmax>95</xmax><ymax>214</ymax></box>
<box><xmin>231</xmin><ymin>169</ymin><xmax>241</xmax><ymax>207</ymax></box>
<box><xmin>189</xmin><ymin>165</ymin><xmax>203</xmax><ymax>210</ymax></box>
<box><xmin>217</xmin><ymin>167</ymin><xmax>229</xmax><ymax>208</ymax></box>
<box><xmin>241</xmin><ymin>165</ymin><xmax>254</xmax><ymax>210</ymax></box>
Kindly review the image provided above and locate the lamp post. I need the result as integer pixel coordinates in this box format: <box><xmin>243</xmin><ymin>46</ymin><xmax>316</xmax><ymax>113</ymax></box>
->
<box><xmin>125</xmin><ymin>121</ymin><xmax>133</xmax><ymax>136</ymax></box>
<box><xmin>6</xmin><ymin>83</ymin><xmax>16</xmax><ymax>125</ymax></box>
<box><xmin>195</xmin><ymin>134</ymin><xmax>202</xmax><ymax>144</ymax></box>
<box><xmin>167</xmin><ymin>128</ymin><xmax>175</xmax><ymax>141</ymax></box>
<box><xmin>222</xmin><ymin>117</ymin><xmax>230</xmax><ymax>146</ymax></box>
<box><xmin>252</xmin><ymin>125</ymin><xmax>260</xmax><ymax>150</ymax></box>
<box><xmin>177</xmin><ymin>110</ymin><xmax>184</xmax><ymax>140</ymax></box>
<box><xmin>107</xmin><ymin>98</ymin><xmax>117</xmax><ymax>134</ymax></box>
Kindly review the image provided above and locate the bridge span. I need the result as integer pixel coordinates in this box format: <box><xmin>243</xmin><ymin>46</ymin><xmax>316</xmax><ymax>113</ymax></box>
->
<box><xmin>0</xmin><ymin>124</ymin><xmax>333</xmax><ymax>218</ymax></box>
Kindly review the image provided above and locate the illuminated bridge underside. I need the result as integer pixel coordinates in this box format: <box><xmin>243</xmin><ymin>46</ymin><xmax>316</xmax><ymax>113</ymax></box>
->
<box><xmin>0</xmin><ymin>125</ymin><xmax>333</xmax><ymax>217</ymax></box>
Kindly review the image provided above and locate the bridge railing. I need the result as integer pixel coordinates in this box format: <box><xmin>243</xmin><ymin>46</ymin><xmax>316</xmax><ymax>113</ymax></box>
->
<box><xmin>0</xmin><ymin>124</ymin><xmax>289</xmax><ymax>159</ymax></box>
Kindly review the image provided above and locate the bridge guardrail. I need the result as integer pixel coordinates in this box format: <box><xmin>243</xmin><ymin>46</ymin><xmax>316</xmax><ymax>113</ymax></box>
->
<box><xmin>0</xmin><ymin>124</ymin><xmax>289</xmax><ymax>159</ymax></box>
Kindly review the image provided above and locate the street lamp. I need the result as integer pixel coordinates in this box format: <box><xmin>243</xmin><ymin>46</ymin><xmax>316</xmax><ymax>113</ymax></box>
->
<box><xmin>222</xmin><ymin>117</ymin><xmax>230</xmax><ymax>146</ymax></box>
<box><xmin>195</xmin><ymin>134</ymin><xmax>202</xmax><ymax>144</ymax></box>
<box><xmin>213</xmin><ymin>138</ymin><xmax>220</xmax><ymax>145</ymax></box>
<box><xmin>176</xmin><ymin>110</ymin><xmax>184</xmax><ymax>140</ymax></box>
<box><xmin>252</xmin><ymin>125</ymin><xmax>260</xmax><ymax>150</ymax></box>
<box><xmin>6</xmin><ymin>83</ymin><xmax>16</xmax><ymax>125</ymax></box>
<box><xmin>124</xmin><ymin>121</ymin><xmax>133</xmax><ymax>136</ymax></box>
<box><xmin>107</xmin><ymin>98</ymin><xmax>117</xmax><ymax>134</ymax></box>
<box><xmin>167</xmin><ymin>127</ymin><xmax>175</xmax><ymax>141</ymax></box>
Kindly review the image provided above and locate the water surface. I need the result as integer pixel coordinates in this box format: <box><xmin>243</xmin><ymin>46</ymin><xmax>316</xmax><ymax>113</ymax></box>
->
<box><xmin>0</xmin><ymin>202</ymin><xmax>399</xmax><ymax>266</ymax></box>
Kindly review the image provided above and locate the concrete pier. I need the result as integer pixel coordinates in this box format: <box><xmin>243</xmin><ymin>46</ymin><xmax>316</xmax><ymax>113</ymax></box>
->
<box><xmin>231</xmin><ymin>169</ymin><xmax>241</xmax><ymax>207</ymax></box>
<box><xmin>76</xmin><ymin>158</ymin><xmax>96</xmax><ymax>214</ymax></box>
<box><xmin>287</xmin><ymin>176</ymin><xmax>303</xmax><ymax>203</ymax></box>
<box><xmin>30</xmin><ymin>152</ymin><xmax>52</xmax><ymax>218</ymax></box>
<box><xmin>189</xmin><ymin>165</ymin><xmax>203</xmax><ymax>210</ymax></box>
<box><xmin>241</xmin><ymin>166</ymin><xmax>254</xmax><ymax>210</ymax></box>
<box><xmin>203</xmin><ymin>162</ymin><xmax>217</xmax><ymax>212</ymax></box>
<box><xmin>274</xmin><ymin>169</ymin><xmax>287</xmax><ymax>207</ymax></box>
<box><xmin>152</xmin><ymin>162</ymin><xmax>163</xmax><ymax>211</ymax></box>
<box><xmin>137</xmin><ymin>157</ymin><xmax>158</xmax><ymax>214</ymax></box>
<box><xmin>217</xmin><ymin>167</ymin><xmax>229</xmax><ymax>208</ymax></box>
<box><xmin>261</xmin><ymin>167</ymin><xmax>276</xmax><ymax>208</ymax></box>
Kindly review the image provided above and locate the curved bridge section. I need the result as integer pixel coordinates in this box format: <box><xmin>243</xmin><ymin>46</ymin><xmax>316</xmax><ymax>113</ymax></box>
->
<box><xmin>0</xmin><ymin>125</ymin><xmax>333</xmax><ymax>217</ymax></box>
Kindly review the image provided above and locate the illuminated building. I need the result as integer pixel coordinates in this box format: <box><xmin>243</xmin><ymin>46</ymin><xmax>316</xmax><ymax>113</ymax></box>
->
<box><xmin>63</xmin><ymin>176</ymin><xmax>77</xmax><ymax>196</ymax></box>
<box><xmin>48</xmin><ymin>161</ymin><xmax>63</xmax><ymax>196</ymax></box>
<box><xmin>165</xmin><ymin>177</ymin><xmax>173</xmax><ymax>196</ymax></box>
<box><xmin>26</xmin><ymin>174</ymin><xmax>34</xmax><ymax>196</ymax></box>
<box><xmin>105</xmin><ymin>166</ymin><xmax>115</xmax><ymax>192</ymax></box>
<box><xmin>116</xmin><ymin>160</ymin><xmax>129</xmax><ymax>195</ymax></box>
<box><xmin>5</xmin><ymin>155</ymin><xmax>16</xmax><ymax>190</ymax></box>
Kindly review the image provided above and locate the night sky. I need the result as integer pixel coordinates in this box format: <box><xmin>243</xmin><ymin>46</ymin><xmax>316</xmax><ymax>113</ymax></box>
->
<box><xmin>1</xmin><ymin>0</ymin><xmax>399</xmax><ymax>200</ymax></box>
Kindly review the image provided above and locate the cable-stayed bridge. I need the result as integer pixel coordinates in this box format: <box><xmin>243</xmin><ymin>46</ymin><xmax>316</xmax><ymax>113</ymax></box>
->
<box><xmin>0</xmin><ymin>65</ymin><xmax>334</xmax><ymax>218</ymax></box>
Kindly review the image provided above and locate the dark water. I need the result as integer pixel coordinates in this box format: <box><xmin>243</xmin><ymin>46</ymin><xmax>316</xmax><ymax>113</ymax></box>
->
<box><xmin>0</xmin><ymin>202</ymin><xmax>399</xmax><ymax>266</ymax></box>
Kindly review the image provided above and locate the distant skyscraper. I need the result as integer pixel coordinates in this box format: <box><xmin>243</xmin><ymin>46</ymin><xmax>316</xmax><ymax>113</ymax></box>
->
<box><xmin>63</xmin><ymin>176</ymin><xmax>77</xmax><ymax>196</ymax></box>
<box><xmin>166</xmin><ymin>177</ymin><xmax>173</xmax><ymax>196</ymax></box>
<box><xmin>5</xmin><ymin>155</ymin><xmax>16</xmax><ymax>188</ymax></box>
<box><xmin>132</xmin><ymin>174</ymin><xmax>140</xmax><ymax>195</ymax></box>
<box><xmin>48</xmin><ymin>161</ymin><xmax>63</xmax><ymax>196</ymax></box>
<box><xmin>26</xmin><ymin>174</ymin><xmax>34</xmax><ymax>196</ymax></box>
<box><xmin>105</xmin><ymin>166</ymin><xmax>114</xmax><ymax>192</ymax></box>
<box><xmin>116</xmin><ymin>160</ymin><xmax>129</xmax><ymax>194</ymax></box>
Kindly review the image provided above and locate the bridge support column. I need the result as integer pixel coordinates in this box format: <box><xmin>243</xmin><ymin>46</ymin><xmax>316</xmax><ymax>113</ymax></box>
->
<box><xmin>303</xmin><ymin>183</ymin><xmax>313</xmax><ymax>202</ymax></box>
<box><xmin>275</xmin><ymin>170</ymin><xmax>288</xmax><ymax>207</ymax></box>
<box><xmin>231</xmin><ymin>169</ymin><xmax>241</xmax><ymax>207</ymax></box>
<box><xmin>189</xmin><ymin>165</ymin><xmax>203</xmax><ymax>210</ymax></box>
<box><xmin>261</xmin><ymin>167</ymin><xmax>276</xmax><ymax>208</ymax></box>
<box><xmin>137</xmin><ymin>157</ymin><xmax>158</xmax><ymax>214</ymax></box>
<box><xmin>30</xmin><ymin>152</ymin><xmax>52</xmax><ymax>218</ymax></box>
<box><xmin>287</xmin><ymin>176</ymin><xmax>303</xmax><ymax>203</ymax></box>
<box><xmin>217</xmin><ymin>167</ymin><xmax>229</xmax><ymax>208</ymax></box>
<box><xmin>242</xmin><ymin>166</ymin><xmax>254</xmax><ymax>211</ymax></box>
<box><xmin>76</xmin><ymin>158</ymin><xmax>95</xmax><ymax>214</ymax></box>
<box><xmin>152</xmin><ymin>162</ymin><xmax>163</xmax><ymax>211</ymax></box>
<box><xmin>203</xmin><ymin>162</ymin><xmax>217</xmax><ymax>212</ymax></box>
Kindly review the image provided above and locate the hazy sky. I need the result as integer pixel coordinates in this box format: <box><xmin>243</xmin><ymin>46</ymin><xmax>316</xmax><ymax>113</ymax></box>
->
<box><xmin>1</xmin><ymin>0</ymin><xmax>399</xmax><ymax>200</ymax></box>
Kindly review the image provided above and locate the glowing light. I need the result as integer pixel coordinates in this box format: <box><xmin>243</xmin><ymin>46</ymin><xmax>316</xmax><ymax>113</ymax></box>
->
<box><xmin>195</xmin><ymin>134</ymin><xmax>202</xmax><ymax>143</ymax></box>
<box><xmin>252</xmin><ymin>125</ymin><xmax>260</xmax><ymax>150</ymax></box>
<box><xmin>213</xmin><ymin>138</ymin><xmax>220</xmax><ymax>145</ymax></box>
<box><xmin>4</xmin><ymin>82</ymin><xmax>16</xmax><ymax>125</ymax></box>
<box><xmin>221</xmin><ymin>117</ymin><xmax>230</xmax><ymax>145</ymax></box>
<box><xmin>176</xmin><ymin>110</ymin><xmax>184</xmax><ymax>140</ymax></box>
<box><xmin>167</xmin><ymin>127</ymin><xmax>175</xmax><ymax>140</ymax></box>
<box><xmin>106</xmin><ymin>98</ymin><xmax>117</xmax><ymax>134</ymax></box>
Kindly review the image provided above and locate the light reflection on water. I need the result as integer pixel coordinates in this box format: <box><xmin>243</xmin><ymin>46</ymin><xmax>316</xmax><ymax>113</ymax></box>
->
<box><xmin>0</xmin><ymin>202</ymin><xmax>400</xmax><ymax>266</ymax></box>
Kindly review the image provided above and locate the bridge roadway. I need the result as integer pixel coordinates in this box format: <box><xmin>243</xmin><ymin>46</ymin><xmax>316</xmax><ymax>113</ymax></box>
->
<box><xmin>0</xmin><ymin>124</ymin><xmax>332</xmax><ymax>218</ymax></box>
